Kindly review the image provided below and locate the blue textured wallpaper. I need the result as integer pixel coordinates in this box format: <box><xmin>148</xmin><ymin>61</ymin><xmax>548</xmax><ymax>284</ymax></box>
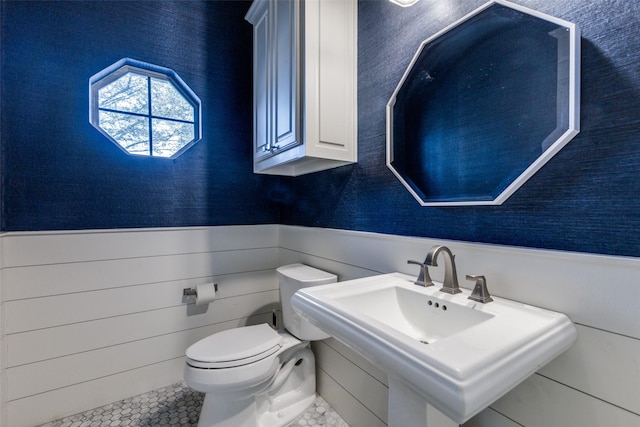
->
<box><xmin>0</xmin><ymin>1</ymin><xmax>279</xmax><ymax>230</ymax></box>
<box><xmin>278</xmin><ymin>0</ymin><xmax>640</xmax><ymax>257</ymax></box>
<box><xmin>2</xmin><ymin>0</ymin><xmax>639</xmax><ymax>258</ymax></box>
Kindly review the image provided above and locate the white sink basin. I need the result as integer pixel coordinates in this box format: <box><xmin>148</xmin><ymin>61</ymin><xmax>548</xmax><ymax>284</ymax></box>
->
<box><xmin>292</xmin><ymin>272</ymin><xmax>576</xmax><ymax>425</ymax></box>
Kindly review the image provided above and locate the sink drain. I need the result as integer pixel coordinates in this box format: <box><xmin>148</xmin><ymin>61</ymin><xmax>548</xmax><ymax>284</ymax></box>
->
<box><xmin>419</xmin><ymin>340</ymin><xmax>429</xmax><ymax>345</ymax></box>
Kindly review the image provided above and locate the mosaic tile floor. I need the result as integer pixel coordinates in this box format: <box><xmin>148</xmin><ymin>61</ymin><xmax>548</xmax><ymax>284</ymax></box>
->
<box><xmin>38</xmin><ymin>381</ymin><xmax>349</xmax><ymax>427</ymax></box>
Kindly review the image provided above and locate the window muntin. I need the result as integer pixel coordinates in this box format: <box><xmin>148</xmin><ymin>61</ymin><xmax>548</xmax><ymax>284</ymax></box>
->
<box><xmin>90</xmin><ymin>58</ymin><xmax>201</xmax><ymax>158</ymax></box>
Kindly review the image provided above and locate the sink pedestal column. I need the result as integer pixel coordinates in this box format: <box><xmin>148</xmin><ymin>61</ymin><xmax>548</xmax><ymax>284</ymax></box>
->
<box><xmin>388</xmin><ymin>378</ymin><xmax>458</xmax><ymax>427</ymax></box>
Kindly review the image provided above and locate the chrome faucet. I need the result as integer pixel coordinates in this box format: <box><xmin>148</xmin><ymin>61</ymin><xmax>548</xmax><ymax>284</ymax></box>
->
<box><xmin>425</xmin><ymin>245</ymin><xmax>462</xmax><ymax>294</ymax></box>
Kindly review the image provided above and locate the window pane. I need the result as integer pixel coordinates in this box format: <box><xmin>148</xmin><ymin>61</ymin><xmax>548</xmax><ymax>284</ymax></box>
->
<box><xmin>99</xmin><ymin>111</ymin><xmax>150</xmax><ymax>155</ymax></box>
<box><xmin>151</xmin><ymin>119</ymin><xmax>194</xmax><ymax>157</ymax></box>
<box><xmin>150</xmin><ymin>78</ymin><xmax>194</xmax><ymax>122</ymax></box>
<box><xmin>99</xmin><ymin>72</ymin><xmax>148</xmax><ymax>114</ymax></box>
<box><xmin>90</xmin><ymin>59</ymin><xmax>201</xmax><ymax>158</ymax></box>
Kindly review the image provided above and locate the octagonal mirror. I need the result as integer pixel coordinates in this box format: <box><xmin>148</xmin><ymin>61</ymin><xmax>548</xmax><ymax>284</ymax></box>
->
<box><xmin>387</xmin><ymin>0</ymin><xmax>580</xmax><ymax>206</ymax></box>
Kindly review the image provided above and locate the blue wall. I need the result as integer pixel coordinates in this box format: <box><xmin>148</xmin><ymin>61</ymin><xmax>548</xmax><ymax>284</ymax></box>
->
<box><xmin>2</xmin><ymin>0</ymin><xmax>639</xmax><ymax>257</ymax></box>
<box><xmin>0</xmin><ymin>0</ymin><xmax>279</xmax><ymax>230</ymax></box>
<box><xmin>279</xmin><ymin>0</ymin><xmax>640</xmax><ymax>258</ymax></box>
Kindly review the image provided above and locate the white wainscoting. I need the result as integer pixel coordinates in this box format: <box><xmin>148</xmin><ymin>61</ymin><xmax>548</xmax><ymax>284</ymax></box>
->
<box><xmin>1</xmin><ymin>239</ymin><xmax>6</xmax><ymax>427</ymax></box>
<box><xmin>279</xmin><ymin>225</ymin><xmax>640</xmax><ymax>427</ymax></box>
<box><xmin>0</xmin><ymin>225</ymin><xmax>280</xmax><ymax>427</ymax></box>
<box><xmin>1</xmin><ymin>224</ymin><xmax>639</xmax><ymax>427</ymax></box>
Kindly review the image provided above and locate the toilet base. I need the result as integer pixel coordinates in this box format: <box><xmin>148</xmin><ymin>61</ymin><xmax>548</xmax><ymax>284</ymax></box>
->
<box><xmin>198</xmin><ymin>393</ymin><xmax>257</xmax><ymax>427</ymax></box>
<box><xmin>195</xmin><ymin>345</ymin><xmax>317</xmax><ymax>427</ymax></box>
<box><xmin>197</xmin><ymin>392</ymin><xmax>316</xmax><ymax>427</ymax></box>
<box><xmin>257</xmin><ymin>393</ymin><xmax>316</xmax><ymax>427</ymax></box>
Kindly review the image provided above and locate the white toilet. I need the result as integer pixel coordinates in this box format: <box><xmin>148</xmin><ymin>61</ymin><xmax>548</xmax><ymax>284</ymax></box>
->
<box><xmin>184</xmin><ymin>264</ymin><xmax>337</xmax><ymax>427</ymax></box>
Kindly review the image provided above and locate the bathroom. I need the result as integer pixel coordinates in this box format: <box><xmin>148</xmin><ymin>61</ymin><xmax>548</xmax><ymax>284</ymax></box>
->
<box><xmin>0</xmin><ymin>0</ymin><xmax>638</xmax><ymax>426</ymax></box>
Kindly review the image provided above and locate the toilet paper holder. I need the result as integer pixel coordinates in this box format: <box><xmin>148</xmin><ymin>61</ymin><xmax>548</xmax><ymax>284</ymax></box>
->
<box><xmin>183</xmin><ymin>284</ymin><xmax>218</xmax><ymax>296</ymax></box>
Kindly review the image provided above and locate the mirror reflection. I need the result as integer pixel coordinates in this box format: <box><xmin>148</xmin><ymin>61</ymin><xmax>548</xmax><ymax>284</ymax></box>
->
<box><xmin>387</xmin><ymin>1</ymin><xmax>580</xmax><ymax>206</ymax></box>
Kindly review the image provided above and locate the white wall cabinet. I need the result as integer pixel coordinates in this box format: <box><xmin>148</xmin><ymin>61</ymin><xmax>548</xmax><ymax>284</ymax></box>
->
<box><xmin>245</xmin><ymin>0</ymin><xmax>357</xmax><ymax>176</ymax></box>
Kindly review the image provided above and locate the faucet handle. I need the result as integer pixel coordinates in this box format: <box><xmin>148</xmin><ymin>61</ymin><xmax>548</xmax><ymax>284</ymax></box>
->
<box><xmin>466</xmin><ymin>275</ymin><xmax>493</xmax><ymax>303</ymax></box>
<box><xmin>407</xmin><ymin>260</ymin><xmax>434</xmax><ymax>287</ymax></box>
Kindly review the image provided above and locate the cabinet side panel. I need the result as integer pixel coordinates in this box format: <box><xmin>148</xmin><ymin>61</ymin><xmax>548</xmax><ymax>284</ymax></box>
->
<box><xmin>319</xmin><ymin>0</ymin><xmax>352</xmax><ymax>147</ymax></box>
<box><xmin>306</xmin><ymin>0</ymin><xmax>357</xmax><ymax>161</ymax></box>
<box><xmin>273</xmin><ymin>0</ymin><xmax>301</xmax><ymax>150</ymax></box>
<box><xmin>253</xmin><ymin>7</ymin><xmax>271</xmax><ymax>160</ymax></box>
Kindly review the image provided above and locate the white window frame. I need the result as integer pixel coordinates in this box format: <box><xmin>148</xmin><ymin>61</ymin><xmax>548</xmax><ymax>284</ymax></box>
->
<box><xmin>89</xmin><ymin>58</ymin><xmax>202</xmax><ymax>159</ymax></box>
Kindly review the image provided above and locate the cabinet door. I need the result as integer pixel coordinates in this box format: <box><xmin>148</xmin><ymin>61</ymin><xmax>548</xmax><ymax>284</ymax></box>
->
<box><xmin>303</xmin><ymin>0</ymin><xmax>357</xmax><ymax>163</ymax></box>
<box><xmin>252</xmin><ymin>3</ymin><xmax>271</xmax><ymax>160</ymax></box>
<box><xmin>271</xmin><ymin>0</ymin><xmax>301</xmax><ymax>152</ymax></box>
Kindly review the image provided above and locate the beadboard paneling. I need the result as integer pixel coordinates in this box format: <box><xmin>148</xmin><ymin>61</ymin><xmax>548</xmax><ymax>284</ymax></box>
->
<box><xmin>280</xmin><ymin>226</ymin><xmax>640</xmax><ymax>427</ymax></box>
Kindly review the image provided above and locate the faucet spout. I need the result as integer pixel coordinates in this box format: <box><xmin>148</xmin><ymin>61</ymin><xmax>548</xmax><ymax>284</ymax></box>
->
<box><xmin>425</xmin><ymin>245</ymin><xmax>462</xmax><ymax>294</ymax></box>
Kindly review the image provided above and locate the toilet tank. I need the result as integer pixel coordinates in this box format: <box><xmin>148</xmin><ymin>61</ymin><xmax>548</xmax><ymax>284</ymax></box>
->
<box><xmin>277</xmin><ymin>263</ymin><xmax>337</xmax><ymax>340</ymax></box>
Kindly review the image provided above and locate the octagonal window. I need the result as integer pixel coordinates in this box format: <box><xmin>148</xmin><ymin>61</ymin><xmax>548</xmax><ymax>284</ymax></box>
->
<box><xmin>90</xmin><ymin>58</ymin><xmax>202</xmax><ymax>158</ymax></box>
<box><xmin>387</xmin><ymin>1</ymin><xmax>580</xmax><ymax>206</ymax></box>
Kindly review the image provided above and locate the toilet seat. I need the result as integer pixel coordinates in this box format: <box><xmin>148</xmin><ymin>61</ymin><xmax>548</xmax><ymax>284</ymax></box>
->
<box><xmin>186</xmin><ymin>324</ymin><xmax>283</xmax><ymax>369</ymax></box>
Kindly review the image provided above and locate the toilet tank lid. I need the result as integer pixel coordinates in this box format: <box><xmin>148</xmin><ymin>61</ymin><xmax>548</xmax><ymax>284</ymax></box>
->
<box><xmin>276</xmin><ymin>263</ymin><xmax>337</xmax><ymax>283</ymax></box>
<box><xmin>186</xmin><ymin>324</ymin><xmax>282</xmax><ymax>363</ymax></box>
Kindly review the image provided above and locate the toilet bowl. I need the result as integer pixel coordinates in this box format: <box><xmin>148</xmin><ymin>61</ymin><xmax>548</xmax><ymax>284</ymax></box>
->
<box><xmin>184</xmin><ymin>264</ymin><xmax>337</xmax><ymax>427</ymax></box>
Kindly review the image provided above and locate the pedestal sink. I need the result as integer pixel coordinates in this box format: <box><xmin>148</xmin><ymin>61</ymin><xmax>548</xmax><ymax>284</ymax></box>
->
<box><xmin>291</xmin><ymin>273</ymin><xmax>576</xmax><ymax>426</ymax></box>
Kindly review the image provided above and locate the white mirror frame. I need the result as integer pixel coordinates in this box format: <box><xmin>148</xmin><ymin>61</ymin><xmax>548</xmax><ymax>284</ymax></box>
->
<box><xmin>386</xmin><ymin>0</ymin><xmax>580</xmax><ymax>206</ymax></box>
